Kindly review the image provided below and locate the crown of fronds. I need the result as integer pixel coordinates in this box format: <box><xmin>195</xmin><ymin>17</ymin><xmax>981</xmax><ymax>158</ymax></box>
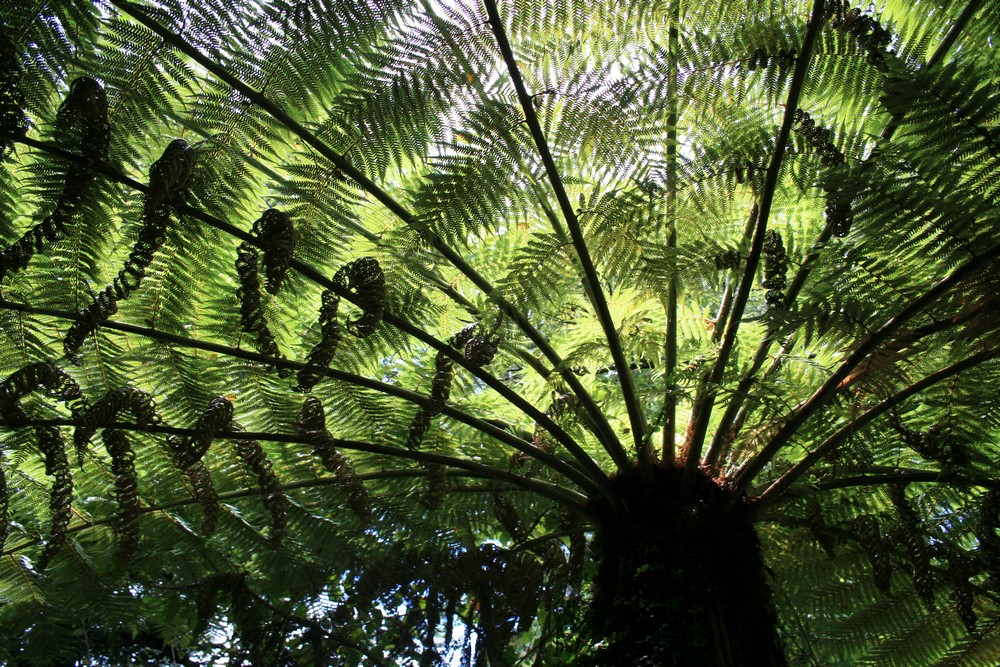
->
<box><xmin>0</xmin><ymin>0</ymin><xmax>998</xmax><ymax>664</ymax></box>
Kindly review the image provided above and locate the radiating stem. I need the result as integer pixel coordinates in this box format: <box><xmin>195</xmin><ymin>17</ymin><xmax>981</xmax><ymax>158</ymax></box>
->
<box><xmin>0</xmin><ymin>417</ymin><xmax>590</xmax><ymax>511</ymax></box>
<box><xmin>13</xmin><ymin>135</ymin><xmax>621</xmax><ymax>485</ymax></box>
<box><xmin>712</xmin><ymin>293</ymin><xmax>989</xmax><ymax>471</ymax></box>
<box><xmin>109</xmin><ymin>0</ymin><xmax>626</xmax><ymax>465</ymax></box>
<box><xmin>756</xmin><ymin>348</ymin><xmax>998</xmax><ymax>504</ymax></box>
<box><xmin>812</xmin><ymin>467</ymin><xmax>1000</xmax><ymax>492</ymax></box>
<box><xmin>483</xmin><ymin>0</ymin><xmax>648</xmax><ymax>472</ymax></box>
<box><xmin>0</xmin><ymin>298</ymin><xmax>614</xmax><ymax>498</ymax></box>
<box><xmin>17</xmin><ymin>135</ymin><xmax>554</xmax><ymax>380</ymax></box>
<box><xmin>702</xmin><ymin>333</ymin><xmax>790</xmax><ymax>470</ymax></box>
<box><xmin>661</xmin><ymin>3</ymin><xmax>680</xmax><ymax>466</ymax></box>
<box><xmin>703</xmin><ymin>0</ymin><xmax>984</xmax><ymax>470</ymax></box>
<box><xmin>679</xmin><ymin>0</ymin><xmax>828</xmax><ymax>501</ymax></box>
<box><xmin>733</xmin><ymin>238</ymin><xmax>1000</xmax><ymax>491</ymax></box>
<box><xmin>415</xmin><ymin>0</ymin><xmax>626</xmax><ymax>464</ymax></box>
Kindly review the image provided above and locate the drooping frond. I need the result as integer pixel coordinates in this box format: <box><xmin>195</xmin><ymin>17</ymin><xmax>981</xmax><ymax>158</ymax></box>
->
<box><xmin>0</xmin><ymin>77</ymin><xmax>109</xmax><ymax>283</ymax></box>
<box><xmin>0</xmin><ymin>0</ymin><xmax>997</xmax><ymax>663</ymax></box>
<box><xmin>73</xmin><ymin>386</ymin><xmax>158</xmax><ymax>464</ymax></box>
<box><xmin>63</xmin><ymin>138</ymin><xmax>195</xmax><ymax>358</ymax></box>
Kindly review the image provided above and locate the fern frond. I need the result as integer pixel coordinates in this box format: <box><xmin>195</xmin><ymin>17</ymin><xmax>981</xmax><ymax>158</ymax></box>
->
<box><xmin>73</xmin><ymin>386</ymin><xmax>158</xmax><ymax>466</ymax></box>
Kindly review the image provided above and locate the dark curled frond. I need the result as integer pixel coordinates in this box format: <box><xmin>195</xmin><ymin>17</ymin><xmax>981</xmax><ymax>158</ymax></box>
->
<box><xmin>252</xmin><ymin>209</ymin><xmax>296</xmax><ymax>295</ymax></box>
<box><xmin>35</xmin><ymin>426</ymin><xmax>73</xmax><ymax>570</ymax></box>
<box><xmin>792</xmin><ymin>109</ymin><xmax>845</xmax><ymax>167</ymax></box>
<box><xmin>827</xmin><ymin>194</ymin><xmax>853</xmax><ymax>238</ymax></box>
<box><xmin>1</xmin><ymin>76</ymin><xmax>108</xmax><ymax>283</ymax></box>
<box><xmin>295</xmin><ymin>289</ymin><xmax>342</xmax><ymax>392</ymax></box>
<box><xmin>0</xmin><ymin>361</ymin><xmax>86</xmax><ymax>416</ymax></box>
<box><xmin>822</xmin><ymin>1</ymin><xmax>893</xmax><ymax>71</ymax></box>
<box><xmin>405</xmin><ymin>326</ymin><xmax>484</xmax><ymax>507</ymax></box>
<box><xmin>294</xmin><ymin>397</ymin><xmax>371</xmax><ymax>525</ymax></box>
<box><xmin>431</xmin><ymin>324</ymin><xmax>478</xmax><ymax>414</ymax></box>
<box><xmin>190</xmin><ymin>396</ymin><xmax>234</xmax><ymax>464</ymax></box>
<box><xmin>349</xmin><ymin>552</ymin><xmax>405</xmax><ymax>611</ymax></box>
<box><xmin>192</xmin><ymin>573</ymin><xmax>266</xmax><ymax>650</ymax></box>
<box><xmin>56</xmin><ymin>77</ymin><xmax>107</xmax><ymax>133</ymax></box>
<box><xmin>73</xmin><ymin>386</ymin><xmax>158</xmax><ymax>466</ymax></box>
<box><xmin>235</xmin><ymin>242</ymin><xmax>288</xmax><ymax>375</ymax></box>
<box><xmin>888</xmin><ymin>484</ymin><xmax>934</xmax><ymax>609</ymax></box>
<box><xmin>762</xmin><ymin>230</ymin><xmax>787</xmax><ymax>309</ymax></box>
<box><xmin>102</xmin><ymin>428</ymin><xmax>140</xmax><ymax>563</ymax></box>
<box><xmin>944</xmin><ymin>550</ymin><xmax>979</xmax><ymax>634</ymax></box>
<box><xmin>406</xmin><ymin>324</ymin><xmax>478</xmax><ymax>451</ymax></box>
<box><xmin>745</xmin><ymin>47</ymin><xmax>797</xmax><ymax>73</ymax></box>
<box><xmin>188</xmin><ymin>462</ymin><xmax>219</xmax><ymax>536</ymax></box>
<box><xmin>63</xmin><ymin>286</ymin><xmax>118</xmax><ymax>360</ymax></box>
<box><xmin>145</xmin><ymin>138</ymin><xmax>195</xmax><ymax>209</ymax></box>
<box><xmin>792</xmin><ymin>109</ymin><xmax>853</xmax><ymax>237</ymax></box>
<box><xmin>64</xmin><ymin>140</ymin><xmax>192</xmax><ymax>358</ymax></box>
<box><xmin>55</xmin><ymin>76</ymin><xmax>111</xmax><ymax>163</ymax></box>
<box><xmin>890</xmin><ymin>412</ymin><xmax>966</xmax><ymax>467</ymax></box>
<box><xmin>0</xmin><ymin>31</ymin><xmax>26</xmax><ymax>158</ymax></box>
<box><xmin>95</xmin><ymin>140</ymin><xmax>195</xmax><ymax>322</ymax></box>
<box><xmin>492</xmin><ymin>489</ymin><xmax>528</xmax><ymax>542</ymax></box>
<box><xmin>166</xmin><ymin>397</ymin><xmax>232</xmax><ymax>536</ymax></box>
<box><xmin>296</xmin><ymin>257</ymin><xmax>386</xmax><ymax>392</ymax></box>
<box><xmin>338</xmin><ymin>257</ymin><xmax>385</xmax><ymax>338</ymax></box>
<box><xmin>231</xmin><ymin>427</ymin><xmax>287</xmax><ymax>548</ymax></box>
<box><xmin>420</xmin><ymin>462</ymin><xmax>446</xmax><ymax>510</ymax></box>
<box><xmin>405</xmin><ymin>410</ymin><xmax>433</xmax><ymax>453</ymax></box>
<box><xmin>117</xmin><ymin>141</ymin><xmax>192</xmax><ymax>284</ymax></box>
<box><xmin>0</xmin><ymin>399</ymin><xmax>26</xmax><ymax>424</ymax></box>
<box><xmin>463</xmin><ymin>320</ymin><xmax>502</xmax><ymax>368</ymax></box>
<box><xmin>441</xmin><ymin>544</ymin><xmax>543</xmax><ymax>642</ymax></box>
<box><xmin>170</xmin><ymin>450</ymin><xmax>220</xmax><ymax>537</ymax></box>
<box><xmin>109</xmin><ymin>216</ymin><xmax>167</xmax><ymax>301</ymax></box>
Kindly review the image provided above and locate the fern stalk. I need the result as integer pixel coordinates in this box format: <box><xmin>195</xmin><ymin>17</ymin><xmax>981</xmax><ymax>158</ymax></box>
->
<box><xmin>704</xmin><ymin>2</ymin><xmax>983</xmax><ymax>469</ymax></box>
<box><xmin>484</xmin><ymin>0</ymin><xmax>648</xmax><ymax>472</ymax></box>
<box><xmin>660</xmin><ymin>2</ymin><xmax>680</xmax><ymax>465</ymax></box>
<box><xmin>681</xmin><ymin>0</ymin><xmax>828</xmax><ymax>499</ymax></box>
<box><xmin>108</xmin><ymin>0</ymin><xmax>629</xmax><ymax>467</ymax></box>
<box><xmin>880</xmin><ymin>0</ymin><xmax>984</xmax><ymax>141</ymax></box>
<box><xmin>758</xmin><ymin>347</ymin><xmax>999</xmax><ymax>504</ymax></box>
<box><xmin>0</xmin><ymin>450</ymin><xmax>592</xmax><ymax>559</ymax></box>
<box><xmin>699</xmin><ymin>205</ymin><xmax>759</xmax><ymax>469</ymax></box>
<box><xmin>0</xmin><ymin>298</ymin><xmax>609</xmax><ymax>498</ymax></box>
<box><xmin>813</xmin><ymin>467</ymin><xmax>1000</xmax><ymax>492</ymax></box>
<box><xmin>415</xmin><ymin>0</ymin><xmax>625</xmax><ymax>463</ymax></box>
<box><xmin>733</xmin><ymin>241</ymin><xmax>1000</xmax><ymax>490</ymax></box>
<box><xmin>17</xmin><ymin>134</ymin><xmax>554</xmax><ymax>386</ymax></box>
<box><xmin>11</xmin><ymin>140</ymin><xmax>612</xmax><ymax>487</ymax></box>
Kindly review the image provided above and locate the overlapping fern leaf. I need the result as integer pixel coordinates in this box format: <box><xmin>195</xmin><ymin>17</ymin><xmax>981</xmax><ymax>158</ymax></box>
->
<box><xmin>0</xmin><ymin>0</ymin><xmax>997</xmax><ymax>664</ymax></box>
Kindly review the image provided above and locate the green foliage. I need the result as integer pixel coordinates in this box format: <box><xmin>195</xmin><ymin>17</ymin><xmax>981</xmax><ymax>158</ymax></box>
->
<box><xmin>0</xmin><ymin>0</ymin><xmax>998</xmax><ymax>665</ymax></box>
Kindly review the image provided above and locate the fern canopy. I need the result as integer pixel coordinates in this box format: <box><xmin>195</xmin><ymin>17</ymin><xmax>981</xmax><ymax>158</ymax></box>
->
<box><xmin>0</xmin><ymin>0</ymin><xmax>998</xmax><ymax>664</ymax></box>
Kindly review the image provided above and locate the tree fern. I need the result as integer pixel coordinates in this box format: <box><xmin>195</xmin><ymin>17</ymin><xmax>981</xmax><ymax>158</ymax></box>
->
<box><xmin>0</xmin><ymin>0</ymin><xmax>998</xmax><ymax>665</ymax></box>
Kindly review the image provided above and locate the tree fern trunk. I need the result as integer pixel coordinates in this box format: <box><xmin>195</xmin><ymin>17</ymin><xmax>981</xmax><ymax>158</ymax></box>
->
<box><xmin>586</xmin><ymin>464</ymin><xmax>785</xmax><ymax>666</ymax></box>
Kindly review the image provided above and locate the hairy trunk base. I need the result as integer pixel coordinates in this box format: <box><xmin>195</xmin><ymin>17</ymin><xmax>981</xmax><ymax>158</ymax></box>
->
<box><xmin>584</xmin><ymin>463</ymin><xmax>786</xmax><ymax>666</ymax></box>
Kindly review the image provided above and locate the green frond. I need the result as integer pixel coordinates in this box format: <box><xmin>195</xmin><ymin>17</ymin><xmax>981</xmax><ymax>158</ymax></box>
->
<box><xmin>1</xmin><ymin>0</ymin><xmax>998</xmax><ymax>664</ymax></box>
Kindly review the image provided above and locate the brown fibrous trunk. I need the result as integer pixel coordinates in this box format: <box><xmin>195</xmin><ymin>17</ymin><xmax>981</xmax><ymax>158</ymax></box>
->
<box><xmin>584</xmin><ymin>462</ymin><xmax>786</xmax><ymax>666</ymax></box>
